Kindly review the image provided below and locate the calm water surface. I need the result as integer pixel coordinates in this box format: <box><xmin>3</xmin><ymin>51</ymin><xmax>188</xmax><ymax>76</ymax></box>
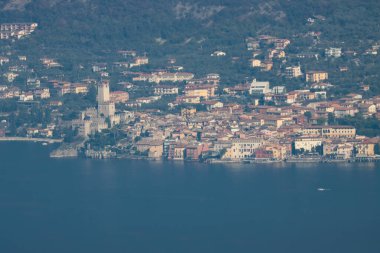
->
<box><xmin>0</xmin><ymin>142</ymin><xmax>380</xmax><ymax>253</ymax></box>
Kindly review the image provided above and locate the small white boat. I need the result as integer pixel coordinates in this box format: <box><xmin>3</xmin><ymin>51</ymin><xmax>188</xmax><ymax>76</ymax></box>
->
<box><xmin>42</xmin><ymin>142</ymin><xmax>48</xmax><ymax>146</ymax></box>
<box><xmin>317</xmin><ymin>188</ymin><xmax>330</xmax><ymax>191</ymax></box>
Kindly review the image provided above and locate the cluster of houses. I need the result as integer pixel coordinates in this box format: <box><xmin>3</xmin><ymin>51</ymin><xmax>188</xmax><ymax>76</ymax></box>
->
<box><xmin>247</xmin><ymin>35</ymin><xmax>290</xmax><ymax>71</ymax></box>
<box><xmin>0</xmin><ymin>27</ymin><xmax>379</xmax><ymax>162</ymax></box>
<box><xmin>121</xmin><ymin>102</ymin><xmax>378</xmax><ymax>161</ymax></box>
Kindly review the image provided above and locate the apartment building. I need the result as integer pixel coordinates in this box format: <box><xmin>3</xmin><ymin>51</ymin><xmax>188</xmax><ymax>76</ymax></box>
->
<box><xmin>306</xmin><ymin>71</ymin><xmax>328</xmax><ymax>83</ymax></box>
<box><xmin>302</xmin><ymin>126</ymin><xmax>356</xmax><ymax>139</ymax></box>
<box><xmin>285</xmin><ymin>66</ymin><xmax>302</xmax><ymax>78</ymax></box>
<box><xmin>154</xmin><ymin>85</ymin><xmax>179</xmax><ymax>95</ymax></box>
<box><xmin>249</xmin><ymin>79</ymin><xmax>271</xmax><ymax>94</ymax></box>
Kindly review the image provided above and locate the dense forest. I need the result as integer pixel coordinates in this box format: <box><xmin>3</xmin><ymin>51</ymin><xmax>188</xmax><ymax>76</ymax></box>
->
<box><xmin>1</xmin><ymin>0</ymin><xmax>379</xmax><ymax>61</ymax></box>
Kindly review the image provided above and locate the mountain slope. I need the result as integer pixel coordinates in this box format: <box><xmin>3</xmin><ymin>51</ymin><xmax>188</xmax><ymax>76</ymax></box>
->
<box><xmin>0</xmin><ymin>0</ymin><xmax>379</xmax><ymax>65</ymax></box>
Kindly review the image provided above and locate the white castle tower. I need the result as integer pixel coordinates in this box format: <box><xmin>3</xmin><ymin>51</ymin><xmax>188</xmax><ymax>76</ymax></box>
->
<box><xmin>97</xmin><ymin>81</ymin><xmax>115</xmax><ymax>118</ymax></box>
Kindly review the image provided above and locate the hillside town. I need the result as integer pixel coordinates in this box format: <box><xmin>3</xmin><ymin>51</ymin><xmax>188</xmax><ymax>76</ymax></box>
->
<box><xmin>1</xmin><ymin>22</ymin><xmax>380</xmax><ymax>162</ymax></box>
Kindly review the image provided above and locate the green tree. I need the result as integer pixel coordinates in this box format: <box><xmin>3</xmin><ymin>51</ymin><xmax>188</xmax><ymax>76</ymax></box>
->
<box><xmin>328</xmin><ymin>113</ymin><xmax>335</xmax><ymax>125</ymax></box>
<box><xmin>304</xmin><ymin>111</ymin><xmax>312</xmax><ymax>122</ymax></box>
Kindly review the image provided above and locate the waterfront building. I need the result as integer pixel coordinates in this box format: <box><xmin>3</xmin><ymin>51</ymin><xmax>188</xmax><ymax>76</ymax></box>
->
<box><xmin>294</xmin><ymin>137</ymin><xmax>323</xmax><ymax>152</ymax></box>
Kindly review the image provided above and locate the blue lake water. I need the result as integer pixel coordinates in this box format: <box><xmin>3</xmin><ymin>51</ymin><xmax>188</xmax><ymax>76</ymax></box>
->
<box><xmin>0</xmin><ymin>142</ymin><xmax>380</xmax><ymax>253</ymax></box>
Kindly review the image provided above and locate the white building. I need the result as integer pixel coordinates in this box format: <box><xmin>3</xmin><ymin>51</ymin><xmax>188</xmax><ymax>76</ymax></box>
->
<box><xmin>285</xmin><ymin>66</ymin><xmax>302</xmax><ymax>78</ymax></box>
<box><xmin>325</xmin><ymin>48</ymin><xmax>342</xmax><ymax>58</ymax></box>
<box><xmin>154</xmin><ymin>86</ymin><xmax>179</xmax><ymax>95</ymax></box>
<box><xmin>294</xmin><ymin>137</ymin><xmax>323</xmax><ymax>152</ymax></box>
<box><xmin>249</xmin><ymin>79</ymin><xmax>271</xmax><ymax>94</ymax></box>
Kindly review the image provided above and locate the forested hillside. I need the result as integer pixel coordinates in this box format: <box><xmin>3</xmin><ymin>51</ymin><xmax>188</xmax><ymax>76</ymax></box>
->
<box><xmin>1</xmin><ymin>0</ymin><xmax>379</xmax><ymax>59</ymax></box>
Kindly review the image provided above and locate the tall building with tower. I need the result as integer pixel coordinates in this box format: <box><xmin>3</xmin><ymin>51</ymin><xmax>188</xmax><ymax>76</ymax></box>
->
<box><xmin>97</xmin><ymin>81</ymin><xmax>115</xmax><ymax>118</ymax></box>
<box><xmin>71</xmin><ymin>80</ymin><xmax>135</xmax><ymax>138</ymax></box>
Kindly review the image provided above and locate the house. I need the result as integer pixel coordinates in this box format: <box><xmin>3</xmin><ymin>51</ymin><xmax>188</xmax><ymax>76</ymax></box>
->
<box><xmin>202</xmin><ymin>101</ymin><xmax>224</xmax><ymax>110</ymax></box>
<box><xmin>223</xmin><ymin>84</ymin><xmax>250</xmax><ymax>95</ymax></box>
<box><xmin>49</xmin><ymin>100</ymin><xmax>63</xmax><ymax>107</ymax></box>
<box><xmin>27</xmin><ymin>78</ymin><xmax>41</xmax><ymax>87</ymax></box>
<box><xmin>118</xmin><ymin>50</ymin><xmax>137</xmax><ymax>57</ymax></box>
<box><xmin>333</xmin><ymin>106</ymin><xmax>358</xmax><ymax>118</ymax></box>
<box><xmin>110</xmin><ymin>91</ymin><xmax>129</xmax><ymax>103</ymax></box>
<box><xmin>0</xmin><ymin>56</ymin><xmax>9</xmax><ymax>65</ymax></box>
<box><xmin>310</xmin><ymin>82</ymin><xmax>334</xmax><ymax>90</ymax></box>
<box><xmin>211</xmin><ymin>51</ymin><xmax>226</xmax><ymax>57</ymax></box>
<box><xmin>181</xmin><ymin>107</ymin><xmax>197</xmax><ymax>117</ymax></box>
<box><xmin>133</xmin><ymin>72</ymin><xmax>194</xmax><ymax>83</ymax></box>
<box><xmin>40</xmin><ymin>58</ymin><xmax>61</xmax><ymax>68</ymax></box>
<box><xmin>355</xmin><ymin>140</ymin><xmax>376</xmax><ymax>157</ymax></box>
<box><xmin>166</xmin><ymin>144</ymin><xmax>186</xmax><ymax>160</ymax></box>
<box><xmin>130</xmin><ymin>56</ymin><xmax>149</xmax><ymax>68</ymax></box>
<box><xmin>260</xmin><ymin>60</ymin><xmax>273</xmax><ymax>71</ymax></box>
<box><xmin>272</xmin><ymin>86</ymin><xmax>287</xmax><ymax>94</ymax></box>
<box><xmin>3</xmin><ymin>72</ymin><xmax>18</xmax><ymax>82</ymax></box>
<box><xmin>34</xmin><ymin>88</ymin><xmax>50</xmax><ymax>99</ymax></box>
<box><xmin>358</xmin><ymin>104</ymin><xmax>377</xmax><ymax>115</ymax></box>
<box><xmin>136</xmin><ymin>138</ymin><xmax>164</xmax><ymax>158</ymax></box>
<box><xmin>274</xmin><ymin>39</ymin><xmax>291</xmax><ymax>49</ymax></box>
<box><xmin>251</xmin><ymin>59</ymin><xmax>261</xmax><ymax>68</ymax></box>
<box><xmin>136</xmin><ymin>96</ymin><xmax>160</xmax><ymax>104</ymax></box>
<box><xmin>71</xmin><ymin>83</ymin><xmax>88</xmax><ymax>94</ymax></box>
<box><xmin>323</xmin><ymin>140</ymin><xmax>354</xmax><ymax>159</ymax></box>
<box><xmin>154</xmin><ymin>85</ymin><xmax>179</xmax><ymax>95</ymax></box>
<box><xmin>285</xmin><ymin>66</ymin><xmax>302</xmax><ymax>78</ymax></box>
<box><xmin>325</xmin><ymin>48</ymin><xmax>342</xmax><ymax>58</ymax></box>
<box><xmin>186</xmin><ymin>143</ymin><xmax>208</xmax><ymax>160</ymax></box>
<box><xmin>246</xmin><ymin>38</ymin><xmax>260</xmax><ymax>50</ymax></box>
<box><xmin>19</xmin><ymin>92</ymin><xmax>34</xmax><ymax>101</ymax></box>
<box><xmin>176</xmin><ymin>96</ymin><xmax>201</xmax><ymax>104</ymax></box>
<box><xmin>0</xmin><ymin>85</ymin><xmax>8</xmax><ymax>92</ymax></box>
<box><xmin>92</xmin><ymin>63</ymin><xmax>107</xmax><ymax>72</ymax></box>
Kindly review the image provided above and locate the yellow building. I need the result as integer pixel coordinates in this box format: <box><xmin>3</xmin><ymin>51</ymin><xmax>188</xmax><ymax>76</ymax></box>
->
<box><xmin>71</xmin><ymin>84</ymin><xmax>88</xmax><ymax>94</ymax></box>
<box><xmin>306</xmin><ymin>71</ymin><xmax>328</xmax><ymax>82</ymax></box>
<box><xmin>251</xmin><ymin>59</ymin><xmax>261</xmax><ymax>67</ymax></box>
<box><xmin>302</xmin><ymin>126</ymin><xmax>356</xmax><ymax>139</ymax></box>
<box><xmin>185</xmin><ymin>88</ymin><xmax>209</xmax><ymax>98</ymax></box>
<box><xmin>184</xmin><ymin>85</ymin><xmax>216</xmax><ymax>99</ymax></box>
<box><xmin>222</xmin><ymin>138</ymin><xmax>266</xmax><ymax>160</ymax></box>
<box><xmin>136</xmin><ymin>139</ymin><xmax>164</xmax><ymax>158</ymax></box>
<box><xmin>355</xmin><ymin>142</ymin><xmax>375</xmax><ymax>157</ymax></box>
<box><xmin>323</xmin><ymin>140</ymin><xmax>354</xmax><ymax>159</ymax></box>
<box><xmin>265</xmin><ymin>144</ymin><xmax>288</xmax><ymax>160</ymax></box>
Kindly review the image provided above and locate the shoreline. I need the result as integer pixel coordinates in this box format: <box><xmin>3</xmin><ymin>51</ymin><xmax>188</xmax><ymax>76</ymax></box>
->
<box><xmin>0</xmin><ymin>141</ymin><xmax>378</xmax><ymax>163</ymax></box>
<box><xmin>0</xmin><ymin>137</ymin><xmax>63</xmax><ymax>144</ymax></box>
